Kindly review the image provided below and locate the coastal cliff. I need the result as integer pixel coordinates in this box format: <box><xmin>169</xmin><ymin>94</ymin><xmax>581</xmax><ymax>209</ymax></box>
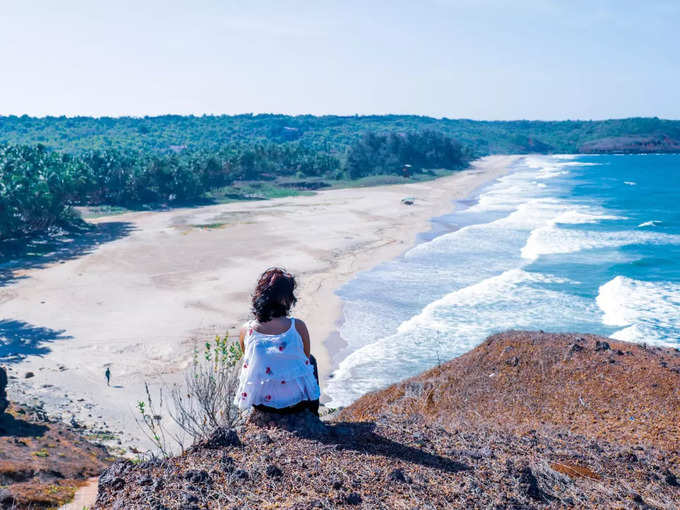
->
<box><xmin>93</xmin><ymin>331</ymin><xmax>680</xmax><ymax>509</ymax></box>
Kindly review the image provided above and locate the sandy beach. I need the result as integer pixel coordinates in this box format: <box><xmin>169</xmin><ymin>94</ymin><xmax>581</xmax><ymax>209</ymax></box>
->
<box><xmin>2</xmin><ymin>155</ymin><xmax>518</xmax><ymax>448</ymax></box>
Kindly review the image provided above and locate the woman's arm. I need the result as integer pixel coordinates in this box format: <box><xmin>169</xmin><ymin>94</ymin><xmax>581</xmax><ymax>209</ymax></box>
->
<box><xmin>295</xmin><ymin>319</ymin><xmax>311</xmax><ymax>358</ymax></box>
<box><xmin>239</xmin><ymin>326</ymin><xmax>246</xmax><ymax>354</ymax></box>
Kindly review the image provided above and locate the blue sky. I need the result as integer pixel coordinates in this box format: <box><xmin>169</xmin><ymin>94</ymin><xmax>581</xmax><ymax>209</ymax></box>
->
<box><xmin>1</xmin><ymin>0</ymin><xmax>678</xmax><ymax>119</ymax></box>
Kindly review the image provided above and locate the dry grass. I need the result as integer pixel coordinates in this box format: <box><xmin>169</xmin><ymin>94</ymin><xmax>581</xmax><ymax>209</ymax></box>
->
<box><xmin>92</xmin><ymin>331</ymin><xmax>680</xmax><ymax>509</ymax></box>
<box><xmin>341</xmin><ymin>331</ymin><xmax>680</xmax><ymax>457</ymax></box>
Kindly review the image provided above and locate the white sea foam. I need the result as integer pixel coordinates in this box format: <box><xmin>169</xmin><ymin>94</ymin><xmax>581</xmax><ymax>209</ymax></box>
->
<box><xmin>325</xmin><ymin>269</ymin><xmax>595</xmax><ymax>407</ymax></box>
<box><xmin>522</xmin><ymin>227</ymin><xmax>680</xmax><ymax>261</ymax></box>
<box><xmin>596</xmin><ymin>276</ymin><xmax>680</xmax><ymax>345</ymax></box>
<box><xmin>637</xmin><ymin>220</ymin><xmax>661</xmax><ymax>228</ymax></box>
<box><xmin>624</xmin><ymin>181</ymin><xmax>637</xmax><ymax>186</ymax></box>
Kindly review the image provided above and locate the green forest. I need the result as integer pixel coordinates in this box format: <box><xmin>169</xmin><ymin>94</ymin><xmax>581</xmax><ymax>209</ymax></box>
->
<box><xmin>2</xmin><ymin>114</ymin><xmax>680</xmax><ymax>154</ymax></box>
<box><xmin>2</xmin><ymin>114</ymin><xmax>679</xmax><ymax>242</ymax></box>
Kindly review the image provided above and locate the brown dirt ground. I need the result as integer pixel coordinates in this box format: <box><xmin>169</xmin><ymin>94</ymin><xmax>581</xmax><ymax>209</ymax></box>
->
<box><xmin>0</xmin><ymin>405</ymin><xmax>112</xmax><ymax>509</ymax></box>
<box><xmin>341</xmin><ymin>331</ymin><xmax>680</xmax><ymax>457</ymax></box>
<box><xmin>93</xmin><ymin>332</ymin><xmax>680</xmax><ymax>509</ymax></box>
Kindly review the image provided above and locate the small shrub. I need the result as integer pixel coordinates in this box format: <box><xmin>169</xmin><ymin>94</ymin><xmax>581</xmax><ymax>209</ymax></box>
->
<box><xmin>136</xmin><ymin>333</ymin><xmax>243</xmax><ymax>457</ymax></box>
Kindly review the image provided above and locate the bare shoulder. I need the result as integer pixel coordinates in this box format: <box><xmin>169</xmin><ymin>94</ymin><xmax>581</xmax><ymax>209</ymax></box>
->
<box><xmin>240</xmin><ymin>321</ymin><xmax>252</xmax><ymax>336</ymax></box>
<box><xmin>294</xmin><ymin>318</ymin><xmax>309</xmax><ymax>334</ymax></box>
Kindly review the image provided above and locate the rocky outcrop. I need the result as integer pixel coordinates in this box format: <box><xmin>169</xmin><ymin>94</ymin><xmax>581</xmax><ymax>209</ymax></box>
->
<box><xmin>94</xmin><ymin>331</ymin><xmax>680</xmax><ymax>509</ymax></box>
<box><xmin>0</xmin><ymin>367</ymin><xmax>7</xmax><ymax>415</ymax></box>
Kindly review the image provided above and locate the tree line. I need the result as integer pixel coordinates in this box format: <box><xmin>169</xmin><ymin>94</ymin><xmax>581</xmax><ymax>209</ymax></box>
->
<box><xmin>0</xmin><ymin>130</ymin><xmax>470</xmax><ymax>241</ymax></box>
<box><xmin>2</xmin><ymin>114</ymin><xmax>678</xmax><ymax>155</ymax></box>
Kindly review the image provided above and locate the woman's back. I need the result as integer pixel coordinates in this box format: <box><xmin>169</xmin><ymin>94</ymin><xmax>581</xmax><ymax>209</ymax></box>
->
<box><xmin>236</xmin><ymin>317</ymin><xmax>320</xmax><ymax>409</ymax></box>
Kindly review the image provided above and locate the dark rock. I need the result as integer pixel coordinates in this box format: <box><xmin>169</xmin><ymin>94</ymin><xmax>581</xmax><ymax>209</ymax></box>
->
<box><xmin>234</xmin><ymin>469</ymin><xmax>249</xmax><ymax>480</ymax></box>
<box><xmin>138</xmin><ymin>459</ymin><xmax>163</xmax><ymax>470</ymax></box>
<box><xmin>619</xmin><ymin>450</ymin><xmax>638</xmax><ymax>463</ymax></box>
<box><xmin>182</xmin><ymin>492</ymin><xmax>199</xmax><ymax>504</ymax></box>
<box><xmin>630</xmin><ymin>492</ymin><xmax>644</xmax><ymax>504</ymax></box>
<box><xmin>195</xmin><ymin>427</ymin><xmax>240</xmax><ymax>449</ymax></box>
<box><xmin>266</xmin><ymin>464</ymin><xmax>283</xmax><ymax>478</ymax></box>
<box><xmin>110</xmin><ymin>477</ymin><xmax>125</xmax><ymax>490</ymax></box>
<box><xmin>138</xmin><ymin>475</ymin><xmax>153</xmax><ymax>486</ymax></box>
<box><xmin>665</xmin><ymin>469</ymin><xmax>679</xmax><ymax>486</ymax></box>
<box><xmin>183</xmin><ymin>469</ymin><xmax>210</xmax><ymax>484</ymax></box>
<box><xmin>220</xmin><ymin>453</ymin><xmax>235</xmax><ymax>471</ymax></box>
<box><xmin>153</xmin><ymin>479</ymin><xmax>165</xmax><ymax>492</ymax></box>
<box><xmin>568</xmin><ymin>343</ymin><xmax>583</xmax><ymax>354</ymax></box>
<box><xmin>516</xmin><ymin>464</ymin><xmax>542</xmax><ymax>501</ymax></box>
<box><xmin>24</xmin><ymin>371</ymin><xmax>34</xmax><ymax>379</ymax></box>
<box><xmin>0</xmin><ymin>488</ymin><xmax>15</xmax><ymax>505</ymax></box>
<box><xmin>0</xmin><ymin>367</ymin><xmax>7</xmax><ymax>415</ymax></box>
<box><xmin>99</xmin><ymin>459</ymin><xmax>133</xmax><ymax>489</ymax></box>
<box><xmin>595</xmin><ymin>340</ymin><xmax>611</xmax><ymax>352</ymax></box>
<box><xmin>345</xmin><ymin>492</ymin><xmax>362</xmax><ymax>505</ymax></box>
<box><xmin>505</xmin><ymin>356</ymin><xmax>520</xmax><ymax>367</ymax></box>
<box><xmin>388</xmin><ymin>468</ymin><xmax>410</xmax><ymax>483</ymax></box>
<box><xmin>331</xmin><ymin>478</ymin><xmax>343</xmax><ymax>490</ymax></box>
<box><xmin>252</xmin><ymin>432</ymin><xmax>273</xmax><ymax>444</ymax></box>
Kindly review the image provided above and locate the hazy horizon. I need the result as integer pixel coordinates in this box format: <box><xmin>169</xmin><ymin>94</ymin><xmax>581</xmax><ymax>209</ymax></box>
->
<box><xmin>1</xmin><ymin>0</ymin><xmax>679</xmax><ymax>120</ymax></box>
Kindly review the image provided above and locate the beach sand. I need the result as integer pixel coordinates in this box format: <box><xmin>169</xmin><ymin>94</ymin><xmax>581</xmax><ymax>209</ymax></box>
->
<box><xmin>2</xmin><ymin>155</ymin><xmax>518</xmax><ymax>448</ymax></box>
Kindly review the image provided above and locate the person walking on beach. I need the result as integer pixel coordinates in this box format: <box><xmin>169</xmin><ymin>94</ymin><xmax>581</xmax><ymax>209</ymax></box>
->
<box><xmin>235</xmin><ymin>267</ymin><xmax>321</xmax><ymax>415</ymax></box>
<box><xmin>105</xmin><ymin>367</ymin><xmax>111</xmax><ymax>386</ymax></box>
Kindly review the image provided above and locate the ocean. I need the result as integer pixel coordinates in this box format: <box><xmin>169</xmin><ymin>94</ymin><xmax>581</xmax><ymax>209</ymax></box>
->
<box><xmin>325</xmin><ymin>154</ymin><xmax>680</xmax><ymax>408</ymax></box>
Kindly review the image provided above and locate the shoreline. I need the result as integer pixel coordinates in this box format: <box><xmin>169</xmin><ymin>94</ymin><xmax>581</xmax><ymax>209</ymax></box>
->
<box><xmin>316</xmin><ymin>155</ymin><xmax>520</xmax><ymax>382</ymax></box>
<box><xmin>2</xmin><ymin>155</ymin><xmax>519</xmax><ymax>448</ymax></box>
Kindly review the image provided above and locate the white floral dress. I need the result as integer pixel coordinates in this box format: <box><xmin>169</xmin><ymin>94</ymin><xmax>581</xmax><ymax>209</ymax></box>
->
<box><xmin>235</xmin><ymin>318</ymin><xmax>320</xmax><ymax>409</ymax></box>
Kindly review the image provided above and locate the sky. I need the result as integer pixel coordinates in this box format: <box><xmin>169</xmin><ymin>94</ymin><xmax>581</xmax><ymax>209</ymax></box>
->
<box><xmin>0</xmin><ymin>0</ymin><xmax>678</xmax><ymax>120</ymax></box>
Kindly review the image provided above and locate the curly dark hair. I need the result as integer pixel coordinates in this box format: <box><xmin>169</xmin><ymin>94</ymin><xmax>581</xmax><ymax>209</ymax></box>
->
<box><xmin>251</xmin><ymin>267</ymin><xmax>298</xmax><ymax>322</ymax></box>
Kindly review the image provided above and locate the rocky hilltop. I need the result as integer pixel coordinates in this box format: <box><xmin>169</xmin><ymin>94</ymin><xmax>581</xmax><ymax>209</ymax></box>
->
<box><xmin>341</xmin><ymin>331</ymin><xmax>680</xmax><ymax>454</ymax></box>
<box><xmin>93</xmin><ymin>331</ymin><xmax>680</xmax><ymax>509</ymax></box>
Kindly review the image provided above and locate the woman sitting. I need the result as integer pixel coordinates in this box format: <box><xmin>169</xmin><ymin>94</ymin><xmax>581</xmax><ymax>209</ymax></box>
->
<box><xmin>235</xmin><ymin>267</ymin><xmax>320</xmax><ymax>415</ymax></box>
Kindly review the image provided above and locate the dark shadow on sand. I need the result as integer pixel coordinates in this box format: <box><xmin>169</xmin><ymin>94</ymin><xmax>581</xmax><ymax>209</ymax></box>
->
<box><xmin>0</xmin><ymin>319</ymin><xmax>72</xmax><ymax>363</ymax></box>
<box><xmin>0</xmin><ymin>221</ymin><xmax>135</xmax><ymax>288</ymax></box>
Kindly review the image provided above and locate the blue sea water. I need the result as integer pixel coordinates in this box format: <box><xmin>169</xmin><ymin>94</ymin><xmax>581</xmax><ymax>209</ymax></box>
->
<box><xmin>325</xmin><ymin>154</ymin><xmax>680</xmax><ymax>408</ymax></box>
